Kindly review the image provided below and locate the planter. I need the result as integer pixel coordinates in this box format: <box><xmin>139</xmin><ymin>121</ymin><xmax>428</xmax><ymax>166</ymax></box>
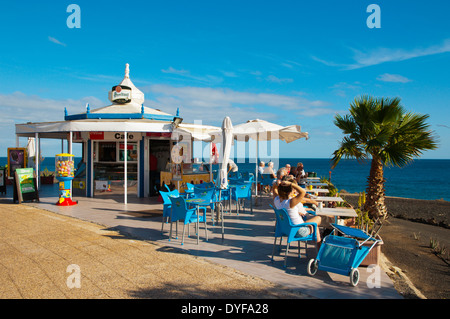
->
<box><xmin>359</xmin><ymin>234</ymin><xmax>383</xmax><ymax>267</ymax></box>
<box><xmin>40</xmin><ymin>176</ymin><xmax>55</xmax><ymax>184</ymax></box>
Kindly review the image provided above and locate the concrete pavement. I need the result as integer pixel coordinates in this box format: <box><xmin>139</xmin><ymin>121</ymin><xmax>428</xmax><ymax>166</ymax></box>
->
<box><xmin>0</xmin><ymin>185</ymin><xmax>402</xmax><ymax>299</ymax></box>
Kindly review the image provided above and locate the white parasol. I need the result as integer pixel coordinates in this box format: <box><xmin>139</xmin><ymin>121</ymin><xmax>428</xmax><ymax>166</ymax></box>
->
<box><xmin>232</xmin><ymin>119</ymin><xmax>309</xmax><ymax>201</ymax></box>
<box><xmin>218</xmin><ymin>117</ymin><xmax>233</xmax><ymax>189</ymax></box>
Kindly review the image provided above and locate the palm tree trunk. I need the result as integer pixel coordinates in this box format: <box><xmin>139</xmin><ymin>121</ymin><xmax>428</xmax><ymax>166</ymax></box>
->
<box><xmin>364</xmin><ymin>155</ymin><xmax>387</xmax><ymax>220</ymax></box>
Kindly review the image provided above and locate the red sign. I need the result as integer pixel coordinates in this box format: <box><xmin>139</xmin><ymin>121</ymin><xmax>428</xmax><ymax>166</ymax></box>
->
<box><xmin>146</xmin><ymin>132</ymin><xmax>172</xmax><ymax>138</ymax></box>
<box><xmin>89</xmin><ymin>132</ymin><xmax>104</xmax><ymax>140</ymax></box>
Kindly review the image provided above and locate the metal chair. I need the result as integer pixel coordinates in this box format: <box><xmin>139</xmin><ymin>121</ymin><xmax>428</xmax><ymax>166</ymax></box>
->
<box><xmin>169</xmin><ymin>196</ymin><xmax>208</xmax><ymax>245</ymax></box>
<box><xmin>270</xmin><ymin>205</ymin><xmax>318</xmax><ymax>267</ymax></box>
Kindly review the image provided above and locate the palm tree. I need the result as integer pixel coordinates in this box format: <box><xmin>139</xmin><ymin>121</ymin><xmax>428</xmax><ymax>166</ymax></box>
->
<box><xmin>331</xmin><ymin>95</ymin><xmax>438</xmax><ymax>220</ymax></box>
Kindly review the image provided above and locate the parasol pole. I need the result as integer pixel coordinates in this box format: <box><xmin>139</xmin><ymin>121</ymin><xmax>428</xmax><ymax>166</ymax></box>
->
<box><xmin>124</xmin><ymin>131</ymin><xmax>127</xmax><ymax>205</ymax></box>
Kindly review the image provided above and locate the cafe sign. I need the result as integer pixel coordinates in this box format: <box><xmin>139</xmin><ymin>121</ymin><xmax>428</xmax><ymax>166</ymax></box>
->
<box><xmin>109</xmin><ymin>85</ymin><xmax>132</xmax><ymax>104</ymax></box>
<box><xmin>88</xmin><ymin>132</ymin><xmax>141</xmax><ymax>141</ymax></box>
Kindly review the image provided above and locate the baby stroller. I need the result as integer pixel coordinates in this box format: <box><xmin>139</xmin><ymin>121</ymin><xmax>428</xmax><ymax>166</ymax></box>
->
<box><xmin>306</xmin><ymin>223</ymin><xmax>381</xmax><ymax>287</ymax></box>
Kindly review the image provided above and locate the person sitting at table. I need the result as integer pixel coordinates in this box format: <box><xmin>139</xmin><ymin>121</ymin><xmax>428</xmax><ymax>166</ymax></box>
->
<box><xmin>295</xmin><ymin>162</ymin><xmax>308</xmax><ymax>187</ymax></box>
<box><xmin>272</xmin><ymin>167</ymin><xmax>287</xmax><ymax>196</ymax></box>
<box><xmin>273</xmin><ymin>179</ymin><xmax>322</xmax><ymax>243</ymax></box>
<box><xmin>262</xmin><ymin>161</ymin><xmax>276</xmax><ymax>178</ymax></box>
<box><xmin>275</xmin><ymin>174</ymin><xmax>318</xmax><ymax>207</ymax></box>
<box><xmin>258</xmin><ymin>161</ymin><xmax>265</xmax><ymax>175</ymax></box>
<box><xmin>262</xmin><ymin>161</ymin><xmax>277</xmax><ymax>193</ymax></box>
<box><xmin>285</xmin><ymin>164</ymin><xmax>291</xmax><ymax>175</ymax></box>
<box><xmin>227</xmin><ymin>159</ymin><xmax>238</xmax><ymax>176</ymax></box>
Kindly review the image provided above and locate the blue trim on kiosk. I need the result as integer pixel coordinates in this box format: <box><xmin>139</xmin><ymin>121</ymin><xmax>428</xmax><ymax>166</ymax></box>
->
<box><xmin>139</xmin><ymin>138</ymin><xmax>145</xmax><ymax>197</ymax></box>
<box><xmin>87</xmin><ymin>140</ymin><xmax>92</xmax><ymax>197</ymax></box>
<box><xmin>64</xmin><ymin>113</ymin><xmax>175</xmax><ymax>121</ymax></box>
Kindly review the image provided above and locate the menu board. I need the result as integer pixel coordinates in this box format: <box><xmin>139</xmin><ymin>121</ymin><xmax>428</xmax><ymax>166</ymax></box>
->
<box><xmin>16</xmin><ymin>168</ymin><xmax>35</xmax><ymax>194</ymax></box>
<box><xmin>13</xmin><ymin>168</ymin><xmax>39</xmax><ymax>204</ymax></box>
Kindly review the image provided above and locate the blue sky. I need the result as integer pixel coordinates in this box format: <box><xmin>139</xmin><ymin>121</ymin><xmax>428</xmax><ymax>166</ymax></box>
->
<box><xmin>0</xmin><ymin>0</ymin><xmax>449</xmax><ymax>159</ymax></box>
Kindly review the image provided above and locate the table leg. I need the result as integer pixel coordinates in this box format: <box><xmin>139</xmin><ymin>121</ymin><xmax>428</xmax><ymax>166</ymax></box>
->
<box><xmin>222</xmin><ymin>200</ymin><xmax>225</xmax><ymax>240</ymax></box>
<box><xmin>197</xmin><ymin>206</ymin><xmax>200</xmax><ymax>245</ymax></box>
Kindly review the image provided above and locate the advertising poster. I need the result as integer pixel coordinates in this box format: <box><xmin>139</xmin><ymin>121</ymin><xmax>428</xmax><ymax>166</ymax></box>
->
<box><xmin>7</xmin><ymin>148</ymin><xmax>27</xmax><ymax>177</ymax></box>
<box><xmin>15</xmin><ymin>168</ymin><xmax>35</xmax><ymax>194</ymax></box>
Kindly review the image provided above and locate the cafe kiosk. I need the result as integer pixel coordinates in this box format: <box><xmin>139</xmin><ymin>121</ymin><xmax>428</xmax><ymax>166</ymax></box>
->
<box><xmin>14</xmin><ymin>64</ymin><xmax>219</xmax><ymax>204</ymax></box>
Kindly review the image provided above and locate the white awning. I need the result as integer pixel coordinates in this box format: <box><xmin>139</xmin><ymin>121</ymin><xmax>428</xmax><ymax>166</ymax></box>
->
<box><xmin>172</xmin><ymin>123</ymin><xmax>221</xmax><ymax>141</ymax></box>
<box><xmin>15</xmin><ymin>119</ymin><xmax>173</xmax><ymax>138</ymax></box>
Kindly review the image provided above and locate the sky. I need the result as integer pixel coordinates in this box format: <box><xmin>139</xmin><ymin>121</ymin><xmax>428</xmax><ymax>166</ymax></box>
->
<box><xmin>0</xmin><ymin>0</ymin><xmax>449</xmax><ymax>160</ymax></box>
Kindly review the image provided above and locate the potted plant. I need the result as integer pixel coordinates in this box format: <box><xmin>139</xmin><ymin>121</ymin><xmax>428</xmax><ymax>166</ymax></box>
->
<box><xmin>353</xmin><ymin>192</ymin><xmax>384</xmax><ymax>266</ymax></box>
<box><xmin>40</xmin><ymin>168</ymin><xmax>55</xmax><ymax>184</ymax></box>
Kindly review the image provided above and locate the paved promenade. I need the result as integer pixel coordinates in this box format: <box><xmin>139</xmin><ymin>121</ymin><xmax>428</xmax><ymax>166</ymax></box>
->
<box><xmin>0</xmin><ymin>185</ymin><xmax>402</xmax><ymax>299</ymax></box>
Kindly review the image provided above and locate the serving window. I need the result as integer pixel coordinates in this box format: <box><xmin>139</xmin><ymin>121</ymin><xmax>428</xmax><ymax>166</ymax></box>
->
<box><xmin>119</xmin><ymin>142</ymin><xmax>138</xmax><ymax>162</ymax></box>
<box><xmin>98</xmin><ymin>142</ymin><xmax>116</xmax><ymax>162</ymax></box>
<box><xmin>93</xmin><ymin>140</ymin><xmax>139</xmax><ymax>196</ymax></box>
<box><xmin>94</xmin><ymin>141</ymin><xmax>138</xmax><ymax>163</ymax></box>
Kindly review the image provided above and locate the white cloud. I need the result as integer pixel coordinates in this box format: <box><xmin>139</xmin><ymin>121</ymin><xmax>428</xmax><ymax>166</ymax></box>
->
<box><xmin>220</xmin><ymin>71</ymin><xmax>238</xmax><ymax>78</ymax></box>
<box><xmin>0</xmin><ymin>92</ymin><xmax>103</xmax><ymax>124</ymax></box>
<box><xmin>161</xmin><ymin>66</ymin><xmax>223</xmax><ymax>84</ymax></box>
<box><xmin>161</xmin><ymin>66</ymin><xmax>190</xmax><ymax>75</ymax></box>
<box><xmin>266</xmin><ymin>75</ymin><xmax>294</xmax><ymax>84</ymax></box>
<box><xmin>143</xmin><ymin>84</ymin><xmax>333</xmax><ymax>125</ymax></box>
<box><xmin>313</xmin><ymin>39</ymin><xmax>450</xmax><ymax>70</ymax></box>
<box><xmin>0</xmin><ymin>92</ymin><xmax>104</xmax><ymax>156</ymax></box>
<box><xmin>376</xmin><ymin>73</ymin><xmax>412</xmax><ymax>83</ymax></box>
<box><xmin>329</xmin><ymin>82</ymin><xmax>362</xmax><ymax>97</ymax></box>
<box><xmin>48</xmin><ymin>36</ymin><xmax>66</xmax><ymax>47</ymax></box>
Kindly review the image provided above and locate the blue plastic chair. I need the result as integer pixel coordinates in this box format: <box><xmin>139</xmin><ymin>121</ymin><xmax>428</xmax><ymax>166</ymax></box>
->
<box><xmin>241</xmin><ymin>172</ymin><xmax>254</xmax><ymax>181</ymax></box>
<box><xmin>270</xmin><ymin>205</ymin><xmax>318</xmax><ymax>268</ymax></box>
<box><xmin>232</xmin><ymin>183</ymin><xmax>253</xmax><ymax>214</ymax></box>
<box><xmin>159</xmin><ymin>190</ymin><xmax>179</xmax><ymax>233</ymax></box>
<box><xmin>192</xmin><ymin>186</ymin><xmax>217</xmax><ymax>222</ymax></box>
<box><xmin>184</xmin><ymin>183</ymin><xmax>195</xmax><ymax>198</ymax></box>
<box><xmin>259</xmin><ymin>173</ymin><xmax>275</xmax><ymax>192</ymax></box>
<box><xmin>228</xmin><ymin>171</ymin><xmax>241</xmax><ymax>179</ymax></box>
<box><xmin>169</xmin><ymin>196</ymin><xmax>208</xmax><ymax>245</ymax></box>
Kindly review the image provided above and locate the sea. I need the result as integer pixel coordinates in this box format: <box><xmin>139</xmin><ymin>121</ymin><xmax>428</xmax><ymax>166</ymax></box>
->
<box><xmin>1</xmin><ymin>157</ymin><xmax>449</xmax><ymax>201</ymax></box>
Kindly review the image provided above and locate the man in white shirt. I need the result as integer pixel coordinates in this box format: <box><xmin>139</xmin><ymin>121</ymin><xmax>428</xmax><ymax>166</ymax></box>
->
<box><xmin>258</xmin><ymin>161</ymin><xmax>265</xmax><ymax>175</ymax></box>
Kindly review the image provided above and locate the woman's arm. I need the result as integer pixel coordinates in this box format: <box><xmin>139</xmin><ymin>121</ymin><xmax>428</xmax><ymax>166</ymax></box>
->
<box><xmin>301</xmin><ymin>197</ymin><xmax>318</xmax><ymax>206</ymax></box>
<box><xmin>272</xmin><ymin>180</ymin><xmax>280</xmax><ymax>199</ymax></box>
<box><xmin>278</xmin><ymin>181</ymin><xmax>306</xmax><ymax>208</ymax></box>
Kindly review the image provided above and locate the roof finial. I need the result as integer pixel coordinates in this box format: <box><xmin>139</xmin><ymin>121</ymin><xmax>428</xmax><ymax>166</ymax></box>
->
<box><xmin>125</xmin><ymin>63</ymin><xmax>130</xmax><ymax>78</ymax></box>
<box><xmin>86</xmin><ymin>103</ymin><xmax>90</xmax><ymax>114</ymax></box>
<box><xmin>176</xmin><ymin>107</ymin><xmax>180</xmax><ymax>117</ymax></box>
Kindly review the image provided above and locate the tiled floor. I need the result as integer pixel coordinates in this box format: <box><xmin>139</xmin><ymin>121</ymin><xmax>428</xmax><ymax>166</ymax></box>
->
<box><xmin>20</xmin><ymin>185</ymin><xmax>401</xmax><ymax>299</ymax></box>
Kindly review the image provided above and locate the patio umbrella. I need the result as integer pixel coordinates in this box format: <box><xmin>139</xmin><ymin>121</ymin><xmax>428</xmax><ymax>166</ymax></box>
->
<box><xmin>218</xmin><ymin>116</ymin><xmax>233</xmax><ymax>189</ymax></box>
<box><xmin>232</xmin><ymin>119</ymin><xmax>309</xmax><ymax>201</ymax></box>
<box><xmin>26</xmin><ymin>137</ymin><xmax>35</xmax><ymax>160</ymax></box>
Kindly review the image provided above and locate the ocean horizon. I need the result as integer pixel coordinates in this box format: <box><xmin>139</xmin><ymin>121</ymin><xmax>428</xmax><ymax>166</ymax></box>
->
<box><xmin>1</xmin><ymin>157</ymin><xmax>449</xmax><ymax>201</ymax></box>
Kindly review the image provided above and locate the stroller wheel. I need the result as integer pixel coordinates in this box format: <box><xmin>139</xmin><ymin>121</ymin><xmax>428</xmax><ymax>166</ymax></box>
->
<box><xmin>350</xmin><ymin>268</ymin><xmax>360</xmax><ymax>287</ymax></box>
<box><xmin>307</xmin><ymin>259</ymin><xmax>318</xmax><ymax>276</ymax></box>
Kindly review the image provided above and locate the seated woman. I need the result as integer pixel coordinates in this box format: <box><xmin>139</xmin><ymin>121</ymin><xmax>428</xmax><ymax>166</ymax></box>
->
<box><xmin>262</xmin><ymin>161</ymin><xmax>277</xmax><ymax>193</ymax></box>
<box><xmin>273</xmin><ymin>179</ymin><xmax>322</xmax><ymax>243</ymax></box>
